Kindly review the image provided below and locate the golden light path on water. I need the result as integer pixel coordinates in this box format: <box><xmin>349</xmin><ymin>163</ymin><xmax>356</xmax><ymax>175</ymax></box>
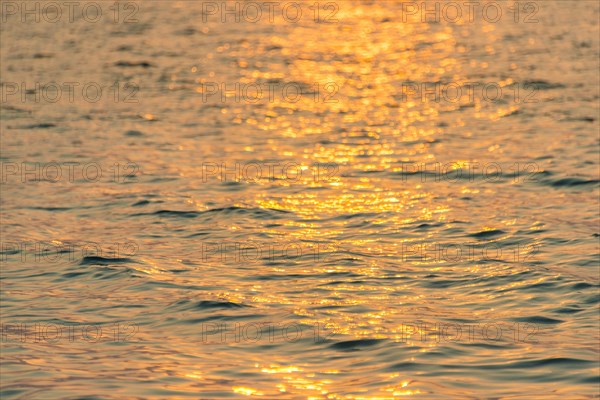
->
<box><xmin>178</xmin><ymin>5</ymin><xmax>552</xmax><ymax>398</ymax></box>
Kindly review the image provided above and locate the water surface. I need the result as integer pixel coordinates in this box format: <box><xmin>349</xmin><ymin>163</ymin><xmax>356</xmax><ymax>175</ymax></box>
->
<box><xmin>1</xmin><ymin>1</ymin><xmax>599</xmax><ymax>398</ymax></box>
